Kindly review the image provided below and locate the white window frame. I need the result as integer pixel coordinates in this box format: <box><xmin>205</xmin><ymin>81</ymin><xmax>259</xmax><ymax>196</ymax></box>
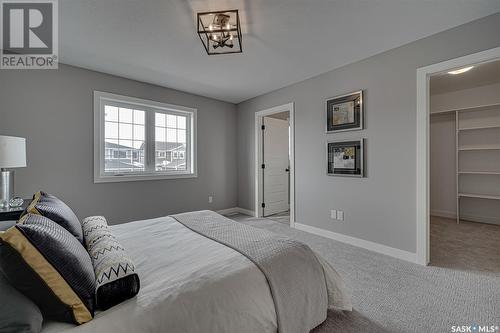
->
<box><xmin>94</xmin><ymin>91</ymin><xmax>197</xmax><ymax>183</ymax></box>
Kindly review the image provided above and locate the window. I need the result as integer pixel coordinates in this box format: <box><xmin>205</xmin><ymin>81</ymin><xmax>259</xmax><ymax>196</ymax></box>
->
<box><xmin>94</xmin><ymin>91</ymin><xmax>197</xmax><ymax>183</ymax></box>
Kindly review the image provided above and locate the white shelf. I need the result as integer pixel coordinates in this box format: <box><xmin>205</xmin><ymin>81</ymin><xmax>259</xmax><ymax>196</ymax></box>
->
<box><xmin>458</xmin><ymin>124</ymin><xmax>500</xmax><ymax>131</ymax></box>
<box><xmin>458</xmin><ymin>144</ymin><xmax>500</xmax><ymax>151</ymax></box>
<box><xmin>431</xmin><ymin>102</ymin><xmax>500</xmax><ymax>115</ymax></box>
<box><xmin>458</xmin><ymin>171</ymin><xmax>500</xmax><ymax>175</ymax></box>
<box><xmin>458</xmin><ymin>192</ymin><xmax>500</xmax><ymax>200</ymax></box>
<box><xmin>455</xmin><ymin>105</ymin><xmax>500</xmax><ymax>224</ymax></box>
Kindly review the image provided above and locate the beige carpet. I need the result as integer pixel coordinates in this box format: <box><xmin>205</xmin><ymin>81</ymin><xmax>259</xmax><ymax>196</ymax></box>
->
<box><xmin>229</xmin><ymin>214</ymin><xmax>500</xmax><ymax>333</ymax></box>
<box><xmin>430</xmin><ymin>216</ymin><xmax>500</xmax><ymax>275</ymax></box>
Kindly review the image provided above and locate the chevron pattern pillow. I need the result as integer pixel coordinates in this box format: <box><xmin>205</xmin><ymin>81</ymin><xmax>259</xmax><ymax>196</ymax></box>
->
<box><xmin>82</xmin><ymin>216</ymin><xmax>140</xmax><ymax>310</ymax></box>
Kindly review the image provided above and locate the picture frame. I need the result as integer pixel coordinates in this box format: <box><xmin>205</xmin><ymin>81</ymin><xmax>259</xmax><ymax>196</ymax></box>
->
<box><xmin>326</xmin><ymin>90</ymin><xmax>363</xmax><ymax>133</ymax></box>
<box><xmin>327</xmin><ymin>139</ymin><xmax>365</xmax><ymax>177</ymax></box>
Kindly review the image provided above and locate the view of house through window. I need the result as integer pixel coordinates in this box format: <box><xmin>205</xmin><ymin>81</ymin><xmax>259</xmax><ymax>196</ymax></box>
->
<box><xmin>155</xmin><ymin>113</ymin><xmax>187</xmax><ymax>171</ymax></box>
<box><xmin>104</xmin><ymin>106</ymin><xmax>146</xmax><ymax>173</ymax></box>
<box><xmin>95</xmin><ymin>91</ymin><xmax>196</xmax><ymax>182</ymax></box>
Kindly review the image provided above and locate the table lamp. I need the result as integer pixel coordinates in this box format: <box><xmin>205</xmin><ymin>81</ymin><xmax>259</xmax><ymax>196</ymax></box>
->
<box><xmin>0</xmin><ymin>136</ymin><xmax>27</xmax><ymax>209</ymax></box>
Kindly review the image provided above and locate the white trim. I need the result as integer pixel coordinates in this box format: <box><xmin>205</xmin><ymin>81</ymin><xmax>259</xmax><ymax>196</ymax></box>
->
<box><xmin>254</xmin><ymin>102</ymin><xmax>296</xmax><ymax>227</ymax></box>
<box><xmin>216</xmin><ymin>207</ymin><xmax>240</xmax><ymax>216</ymax></box>
<box><xmin>93</xmin><ymin>91</ymin><xmax>197</xmax><ymax>183</ymax></box>
<box><xmin>295</xmin><ymin>223</ymin><xmax>417</xmax><ymax>263</ymax></box>
<box><xmin>236</xmin><ymin>207</ymin><xmax>256</xmax><ymax>216</ymax></box>
<box><xmin>431</xmin><ymin>210</ymin><xmax>500</xmax><ymax>225</ymax></box>
<box><xmin>217</xmin><ymin>207</ymin><xmax>256</xmax><ymax>216</ymax></box>
<box><xmin>430</xmin><ymin>209</ymin><xmax>456</xmax><ymax>219</ymax></box>
<box><xmin>416</xmin><ymin>46</ymin><xmax>500</xmax><ymax>266</ymax></box>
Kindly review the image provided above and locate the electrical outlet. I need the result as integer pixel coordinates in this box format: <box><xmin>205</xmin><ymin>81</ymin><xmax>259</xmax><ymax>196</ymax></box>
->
<box><xmin>330</xmin><ymin>210</ymin><xmax>337</xmax><ymax>219</ymax></box>
<box><xmin>337</xmin><ymin>211</ymin><xmax>344</xmax><ymax>221</ymax></box>
<box><xmin>208</xmin><ymin>196</ymin><xmax>213</xmax><ymax>203</ymax></box>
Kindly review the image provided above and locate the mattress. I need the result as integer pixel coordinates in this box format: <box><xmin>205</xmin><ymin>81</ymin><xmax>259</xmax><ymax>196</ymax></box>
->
<box><xmin>42</xmin><ymin>215</ymin><xmax>349</xmax><ymax>333</ymax></box>
<box><xmin>42</xmin><ymin>216</ymin><xmax>275</xmax><ymax>332</ymax></box>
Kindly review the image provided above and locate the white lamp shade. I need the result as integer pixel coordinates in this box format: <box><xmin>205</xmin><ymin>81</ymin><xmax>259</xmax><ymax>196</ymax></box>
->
<box><xmin>0</xmin><ymin>135</ymin><xmax>27</xmax><ymax>168</ymax></box>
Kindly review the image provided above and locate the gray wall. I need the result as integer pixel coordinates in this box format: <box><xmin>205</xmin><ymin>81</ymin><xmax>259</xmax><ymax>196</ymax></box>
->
<box><xmin>236</xmin><ymin>13</ymin><xmax>500</xmax><ymax>253</ymax></box>
<box><xmin>0</xmin><ymin>64</ymin><xmax>237</xmax><ymax>224</ymax></box>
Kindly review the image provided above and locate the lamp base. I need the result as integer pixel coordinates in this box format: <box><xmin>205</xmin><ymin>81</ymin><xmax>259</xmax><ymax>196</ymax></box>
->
<box><xmin>0</xmin><ymin>169</ymin><xmax>14</xmax><ymax>209</ymax></box>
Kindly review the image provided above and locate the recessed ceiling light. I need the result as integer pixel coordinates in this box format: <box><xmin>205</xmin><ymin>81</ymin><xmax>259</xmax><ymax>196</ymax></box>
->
<box><xmin>448</xmin><ymin>66</ymin><xmax>474</xmax><ymax>75</ymax></box>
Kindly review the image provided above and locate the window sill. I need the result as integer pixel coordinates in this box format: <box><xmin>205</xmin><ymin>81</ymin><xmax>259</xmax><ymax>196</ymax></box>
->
<box><xmin>94</xmin><ymin>172</ymin><xmax>198</xmax><ymax>183</ymax></box>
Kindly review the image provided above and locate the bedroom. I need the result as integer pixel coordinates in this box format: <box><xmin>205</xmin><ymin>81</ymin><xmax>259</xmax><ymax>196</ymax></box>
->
<box><xmin>0</xmin><ymin>1</ymin><xmax>499</xmax><ymax>333</ymax></box>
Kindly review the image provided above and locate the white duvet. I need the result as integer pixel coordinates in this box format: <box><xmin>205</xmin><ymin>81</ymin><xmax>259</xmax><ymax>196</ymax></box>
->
<box><xmin>42</xmin><ymin>216</ymin><xmax>350</xmax><ymax>333</ymax></box>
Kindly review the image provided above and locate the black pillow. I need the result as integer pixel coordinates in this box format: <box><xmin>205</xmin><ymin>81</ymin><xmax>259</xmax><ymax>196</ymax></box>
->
<box><xmin>23</xmin><ymin>191</ymin><xmax>83</xmax><ymax>243</ymax></box>
<box><xmin>0</xmin><ymin>214</ymin><xmax>95</xmax><ymax>325</ymax></box>
<box><xmin>0</xmin><ymin>264</ymin><xmax>43</xmax><ymax>333</ymax></box>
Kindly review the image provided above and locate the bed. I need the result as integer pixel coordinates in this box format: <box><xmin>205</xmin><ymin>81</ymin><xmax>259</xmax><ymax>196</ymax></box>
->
<box><xmin>41</xmin><ymin>212</ymin><xmax>351</xmax><ymax>333</ymax></box>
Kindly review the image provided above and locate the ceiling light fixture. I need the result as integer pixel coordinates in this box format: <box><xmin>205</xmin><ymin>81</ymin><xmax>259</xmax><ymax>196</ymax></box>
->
<box><xmin>197</xmin><ymin>10</ymin><xmax>242</xmax><ymax>55</ymax></box>
<box><xmin>448</xmin><ymin>66</ymin><xmax>474</xmax><ymax>75</ymax></box>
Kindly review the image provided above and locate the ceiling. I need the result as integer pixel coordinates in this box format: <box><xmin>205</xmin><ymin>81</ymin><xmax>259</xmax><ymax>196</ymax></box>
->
<box><xmin>60</xmin><ymin>1</ymin><xmax>500</xmax><ymax>103</ymax></box>
<box><xmin>431</xmin><ymin>59</ymin><xmax>500</xmax><ymax>94</ymax></box>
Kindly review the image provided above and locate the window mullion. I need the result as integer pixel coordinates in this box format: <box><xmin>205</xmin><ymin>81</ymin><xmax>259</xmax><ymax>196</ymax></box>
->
<box><xmin>146</xmin><ymin>108</ymin><xmax>155</xmax><ymax>173</ymax></box>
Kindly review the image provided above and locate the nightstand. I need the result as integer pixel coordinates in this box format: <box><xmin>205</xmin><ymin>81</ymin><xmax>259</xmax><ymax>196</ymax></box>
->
<box><xmin>0</xmin><ymin>200</ymin><xmax>29</xmax><ymax>222</ymax></box>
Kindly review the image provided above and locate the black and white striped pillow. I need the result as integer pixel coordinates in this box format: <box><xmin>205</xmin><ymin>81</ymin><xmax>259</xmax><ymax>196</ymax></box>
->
<box><xmin>82</xmin><ymin>216</ymin><xmax>140</xmax><ymax>310</ymax></box>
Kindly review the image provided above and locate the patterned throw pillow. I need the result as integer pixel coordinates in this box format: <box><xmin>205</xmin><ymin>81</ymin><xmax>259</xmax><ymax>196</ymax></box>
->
<box><xmin>0</xmin><ymin>214</ymin><xmax>95</xmax><ymax>324</ymax></box>
<box><xmin>23</xmin><ymin>191</ymin><xmax>84</xmax><ymax>243</ymax></box>
<box><xmin>82</xmin><ymin>216</ymin><xmax>140</xmax><ymax>310</ymax></box>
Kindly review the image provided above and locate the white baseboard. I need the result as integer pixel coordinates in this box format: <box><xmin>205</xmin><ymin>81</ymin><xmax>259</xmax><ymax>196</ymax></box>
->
<box><xmin>294</xmin><ymin>223</ymin><xmax>417</xmax><ymax>263</ymax></box>
<box><xmin>431</xmin><ymin>209</ymin><xmax>500</xmax><ymax>225</ymax></box>
<box><xmin>237</xmin><ymin>207</ymin><xmax>256</xmax><ymax>216</ymax></box>
<box><xmin>430</xmin><ymin>209</ymin><xmax>455</xmax><ymax>219</ymax></box>
<box><xmin>216</xmin><ymin>207</ymin><xmax>240</xmax><ymax>216</ymax></box>
<box><xmin>217</xmin><ymin>207</ymin><xmax>256</xmax><ymax>217</ymax></box>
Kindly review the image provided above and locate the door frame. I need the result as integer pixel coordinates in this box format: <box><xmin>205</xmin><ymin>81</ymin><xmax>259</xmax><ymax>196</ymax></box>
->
<box><xmin>255</xmin><ymin>102</ymin><xmax>295</xmax><ymax>227</ymax></box>
<box><xmin>416</xmin><ymin>46</ymin><xmax>500</xmax><ymax>265</ymax></box>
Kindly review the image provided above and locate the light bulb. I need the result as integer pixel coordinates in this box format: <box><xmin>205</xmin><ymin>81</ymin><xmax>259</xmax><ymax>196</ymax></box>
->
<box><xmin>229</xmin><ymin>34</ymin><xmax>233</xmax><ymax>40</ymax></box>
<box><xmin>226</xmin><ymin>23</ymin><xmax>231</xmax><ymax>30</ymax></box>
<box><xmin>448</xmin><ymin>66</ymin><xmax>474</xmax><ymax>75</ymax></box>
<box><xmin>208</xmin><ymin>24</ymin><xmax>213</xmax><ymax>31</ymax></box>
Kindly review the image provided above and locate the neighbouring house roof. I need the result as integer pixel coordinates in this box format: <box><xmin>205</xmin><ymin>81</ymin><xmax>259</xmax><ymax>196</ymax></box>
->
<box><xmin>105</xmin><ymin>141</ymin><xmax>133</xmax><ymax>150</ymax></box>
<box><xmin>143</xmin><ymin>142</ymin><xmax>185</xmax><ymax>151</ymax></box>
<box><xmin>105</xmin><ymin>141</ymin><xmax>184</xmax><ymax>152</ymax></box>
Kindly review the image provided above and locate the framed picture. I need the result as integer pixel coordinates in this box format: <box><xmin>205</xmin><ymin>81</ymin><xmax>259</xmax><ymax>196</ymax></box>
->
<box><xmin>327</xmin><ymin>139</ymin><xmax>365</xmax><ymax>177</ymax></box>
<box><xmin>326</xmin><ymin>90</ymin><xmax>363</xmax><ymax>133</ymax></box>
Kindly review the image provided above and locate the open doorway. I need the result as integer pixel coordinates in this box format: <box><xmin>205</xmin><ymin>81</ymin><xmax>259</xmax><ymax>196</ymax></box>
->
<box><xmin>429</xmin><ymin>59</ymin><xmax>500</xmax><ymax>274</ymax></box>
<box><xmin>414</xmin><ymin>51</ymin><xmax>500</xmax><ymax>274</ymax></box>
<box><xmin>255</xmin><ymin>103</ymin><xmax>295</xmax><ymax>227</ymax></box>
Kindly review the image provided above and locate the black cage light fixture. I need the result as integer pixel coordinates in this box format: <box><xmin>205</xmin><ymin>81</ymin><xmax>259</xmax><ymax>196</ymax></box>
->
<box><xmin>197</xmin><ymin>10</ymin><xmax>242</xmax><ymax>55</ymax></box>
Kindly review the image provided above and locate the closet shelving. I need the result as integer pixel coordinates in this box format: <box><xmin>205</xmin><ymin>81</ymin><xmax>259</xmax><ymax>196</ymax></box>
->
<box><xmin>433</xmin><ymin>102</ymin><xmax>500</xmax><ymax>224</ymax></box>
<box><xmin>453</xmin><ymin>102</ymin><xmax>500</xmax><ymax>223</ymax></box>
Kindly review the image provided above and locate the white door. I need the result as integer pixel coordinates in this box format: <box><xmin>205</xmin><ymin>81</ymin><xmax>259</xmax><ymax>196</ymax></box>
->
<box><xmin>262</xmin><ymin>117</ymin><xmax>289</xmax><ymax>216</ymax></box>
